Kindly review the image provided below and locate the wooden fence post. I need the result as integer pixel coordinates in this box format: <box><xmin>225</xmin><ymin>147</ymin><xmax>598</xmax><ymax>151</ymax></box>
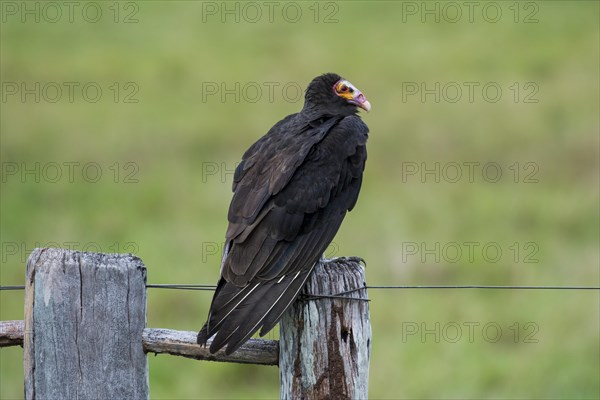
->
<box><xmin>24</xmin><ymin>248</ymin><xmax>148</xmax><ymax>400</ymax></box>
<box><xmin>279</xmin><ymin>258</ymin><xmax>372</xmax><ymax>399</ymax></box>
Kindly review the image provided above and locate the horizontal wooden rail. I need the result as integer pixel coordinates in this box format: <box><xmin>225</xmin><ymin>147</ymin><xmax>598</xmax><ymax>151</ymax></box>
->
<box><xmin>0</xmin><ymin>320</ymin><xmax>23</xmax><ymax>347</ymax></box>
<box><xmin>8</xmin><ymin>248</ymin><xmax>369</xmax><ymax>398</ymax></box>
<box><xmin>0</xmin><ymin>322</ymin><xmax>278</xmax><ymax>366</ymax></box>
<box><xmin>143</xmin><ymin>328</ymin><xmax>278</xmax><ymax>365</ymax></box>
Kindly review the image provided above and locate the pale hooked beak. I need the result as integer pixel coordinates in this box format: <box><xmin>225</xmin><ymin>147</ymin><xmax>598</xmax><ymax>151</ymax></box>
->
<box><xmin>334</xmin><ymin>79</ymin><xmax>371</xmax><ymax>112</ymax></box>
<box><xmin>350</xmin><ymin>91</ymin><xmax>371</xmax><ymax>112</ymax></box>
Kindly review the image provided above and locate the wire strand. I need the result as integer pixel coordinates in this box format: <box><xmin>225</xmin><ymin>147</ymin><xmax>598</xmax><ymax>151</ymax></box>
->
<box><xmin>2</xmin><ymin>284</ymin><xmax>599</xmax><ymax>291</ymax></box>
<box><xmin>366</xmin><ymin>285</ymin><xmax>600</xmax><ymax>290</ymax></box>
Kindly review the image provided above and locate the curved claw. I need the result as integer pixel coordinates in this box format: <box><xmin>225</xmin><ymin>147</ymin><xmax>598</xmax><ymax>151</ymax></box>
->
<box><xmin>326</xmin><ymin>256</ymin><xmax>367</xmax><ymax>267</ymax></box>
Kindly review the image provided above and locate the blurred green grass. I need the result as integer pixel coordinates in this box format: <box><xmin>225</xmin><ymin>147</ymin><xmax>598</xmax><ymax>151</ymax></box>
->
<box><xmin>1</xmin><ymin>1</ymin><xmax>598</xmax><ymax>399</ymax></box>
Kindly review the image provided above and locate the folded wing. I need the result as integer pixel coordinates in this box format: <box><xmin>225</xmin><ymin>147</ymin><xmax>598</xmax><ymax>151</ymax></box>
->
<box><xmin>197</xmin><ymin>114</ymin><xmax>368</xmax><ymax>355</ymax></box>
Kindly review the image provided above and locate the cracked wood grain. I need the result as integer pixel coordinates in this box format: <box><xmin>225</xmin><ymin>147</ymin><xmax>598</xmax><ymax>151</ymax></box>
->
<box><xmin>279</xmin><ymin>258</ymin><xmax>372</xmax><ymax>399</ymax></box>
<box><xmin>24</xmin><ymin>248</ymin><xmax>149</xmax><ymax>400</ymax></box>
<box><xmin>2</xmin><ymin>322</ymin><xmax>279</xmax><ymax>366</ymax></box>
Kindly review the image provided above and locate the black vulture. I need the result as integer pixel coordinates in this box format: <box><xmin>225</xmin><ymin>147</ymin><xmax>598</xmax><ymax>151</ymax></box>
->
<box><xmin>197</xmin><ymin>73</ymin><xmax>371</xmax><ymax>355</ymax></box>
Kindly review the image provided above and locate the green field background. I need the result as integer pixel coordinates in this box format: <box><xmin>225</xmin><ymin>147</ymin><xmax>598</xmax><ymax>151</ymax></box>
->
<box><xmin>1</xmin><ymin>1</ymin><xmax>598</xmax><ymax>399</ymax></box>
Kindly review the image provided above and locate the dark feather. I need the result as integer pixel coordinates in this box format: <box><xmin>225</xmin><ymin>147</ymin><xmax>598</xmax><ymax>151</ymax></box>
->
<box><xmin>197</xmin><ymin>73</ymin><xmax>369</xmax><ymax>354</ymax></box>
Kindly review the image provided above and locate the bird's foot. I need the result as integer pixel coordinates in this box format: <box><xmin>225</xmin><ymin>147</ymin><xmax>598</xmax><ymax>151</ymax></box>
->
<box><xmin>321</xmin><ymin>255</ymin><xmax>366</xmax><ymax>267</ymax></box>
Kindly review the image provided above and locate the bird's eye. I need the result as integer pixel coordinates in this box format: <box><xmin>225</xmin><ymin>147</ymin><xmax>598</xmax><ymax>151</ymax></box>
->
<box><xmin>340</xmin><ymin>84</ymin><xmax>348</xmax><ymax>92</ymax></box>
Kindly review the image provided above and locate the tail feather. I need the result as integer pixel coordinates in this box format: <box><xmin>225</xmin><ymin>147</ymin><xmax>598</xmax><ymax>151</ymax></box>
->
<box><xmin>197</xmin><ymin>279</ymin><xmax>260</xmax><ymax>345</ymax></box>
<box><xmin>198</xmin><ymin>218</ymin><xmax>344</xmax><ymax>353</ymax></box>
<box><xmin>223</xmin><ymin>269</ymin><xmax>312</xmax><ymax>354</ymax></box>
<box><xmin>258</xmin><ymin>268</ymin><xmax>313</xmax><ymax>335</ymax></box>
<box><xmin>198</xmin><ymin>269</ymin><xmax>312</xmax><ymax>355</ymax></box>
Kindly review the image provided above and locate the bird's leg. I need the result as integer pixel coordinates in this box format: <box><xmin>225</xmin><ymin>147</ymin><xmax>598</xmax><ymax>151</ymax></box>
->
<box><xmin>296</xmin><ymin>255</ymin><xmax>368</xmax><ymax>302</ymax></box>
<box><xmin>320</xmin><ymin>254</ymin><xmax>366</xmax><ymax>267</ymax></box>
<box><xmin>297</xmin><ymin>255</ymin><xmax>368</xmax><ymax>302</ymax></box>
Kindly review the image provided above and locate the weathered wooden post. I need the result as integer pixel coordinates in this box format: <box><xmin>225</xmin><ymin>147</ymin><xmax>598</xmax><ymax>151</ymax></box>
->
<box><xmin>279</xmin><ymin>258</ymin><xmax>371</xmax><ymax>399</ymax></box>
<box><xmin>24</xmin><ymin>248</ymin><xmax>148</xmax><ymax>400</ymax></box>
